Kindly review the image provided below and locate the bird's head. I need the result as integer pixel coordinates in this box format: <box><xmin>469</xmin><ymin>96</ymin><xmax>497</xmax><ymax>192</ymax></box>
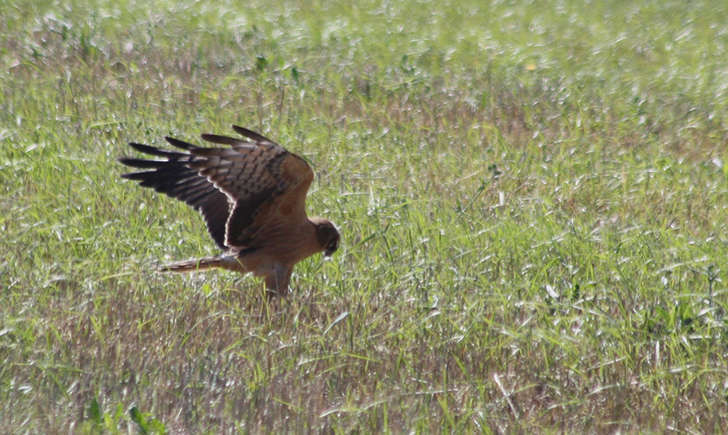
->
<box><xmin>312</xmin><ymin>218</ymin><xmax>340</xmax><ymax>257</ymax></box>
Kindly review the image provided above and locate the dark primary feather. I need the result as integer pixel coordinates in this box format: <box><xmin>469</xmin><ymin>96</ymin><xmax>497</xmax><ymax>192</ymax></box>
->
<box><xmin>232</xmin><ymin>125</ymin><xmax>277</xmax><ymax>144</ymax></box>
<box><xmin>119</xmin><ymin>145</ymin><xmax>230</xmax><ymax>249</ymax></box>
<box><xmin>200</xmin><ymin>134</ymin><xmax>247</xmax><ymax>147</ymax></box>
<box><xmin>164</xmin><ymin>136</ymin><xmax>198</xmax><ymax>151</ymax></box>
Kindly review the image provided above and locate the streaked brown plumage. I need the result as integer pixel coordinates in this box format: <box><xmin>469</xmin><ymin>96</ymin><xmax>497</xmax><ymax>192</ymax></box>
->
<box><xmin>119</xmin><ymin>125</ymin><xmax>340</xmax><ymax>295</ymax></box>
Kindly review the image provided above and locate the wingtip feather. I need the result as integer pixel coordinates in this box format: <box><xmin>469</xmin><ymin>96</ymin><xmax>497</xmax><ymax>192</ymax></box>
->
<box><xmin>120</xmin><ymin>171</ymin><xmax>153</xmax><ymax>180</ymax></box>
<box><xmin>232</xmin><ymin>125</ymin><xmax>274</xmax><ymax>143</ymax></box>
<box><xmin>127</xmin><ymin>142</ymin><xmax>178</xmax><ymax>157</ymax></box>
<box><xmin>165</xmin><ymin>136</ymin><xmax>198</xmax><ymax>150</ymax></box>
<box><xmin>201</xmin><ymin>133</ymin><xmax>245</xmax><ymax>146</ymax></box>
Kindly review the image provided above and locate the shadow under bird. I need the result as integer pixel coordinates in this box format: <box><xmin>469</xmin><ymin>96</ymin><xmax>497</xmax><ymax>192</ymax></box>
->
<box><xmin>119</xmin><ymin>125</ymin><xmax>340</xmax><ymax>296</ymax></box>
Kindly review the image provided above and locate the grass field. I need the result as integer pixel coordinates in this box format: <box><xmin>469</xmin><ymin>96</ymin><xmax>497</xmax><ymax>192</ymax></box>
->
<box><xmin>3</xmin><ymin>0</ymin><xmax>728</xmax><ymax>432</ymax></box>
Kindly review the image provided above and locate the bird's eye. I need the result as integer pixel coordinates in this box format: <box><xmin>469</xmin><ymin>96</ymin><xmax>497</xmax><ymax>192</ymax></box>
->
<box><xmin>327</xmin><ymin>240</ymin><xmax>338</xmax><ymax>253</ymax></box>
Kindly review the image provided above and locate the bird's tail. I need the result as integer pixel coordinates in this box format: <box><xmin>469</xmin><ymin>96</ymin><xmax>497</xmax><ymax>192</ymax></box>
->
<box><xmin>160</xmin><ymin>255</ymin><xmax>243</xmax><ymax>273</ymax></box>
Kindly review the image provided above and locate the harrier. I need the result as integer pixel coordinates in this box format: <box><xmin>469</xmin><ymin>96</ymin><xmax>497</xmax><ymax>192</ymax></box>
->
<box><xmin>119</xmin><ymin>125</ymin><xmax>340</xmax><ymax>295</ymax></box>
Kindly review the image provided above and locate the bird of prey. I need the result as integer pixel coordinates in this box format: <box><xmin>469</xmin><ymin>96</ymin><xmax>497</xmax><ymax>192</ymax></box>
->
<box><xmin>119</xmin><ymin>125</ymin><xmax>340</xmax><ymax>295</ymax></box>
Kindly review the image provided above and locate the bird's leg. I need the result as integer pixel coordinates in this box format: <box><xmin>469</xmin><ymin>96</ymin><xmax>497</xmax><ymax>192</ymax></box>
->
<box><xmin>264</xmin><ymin>264</ymin><xmax>293</xmax><ymax>297</ymax></box>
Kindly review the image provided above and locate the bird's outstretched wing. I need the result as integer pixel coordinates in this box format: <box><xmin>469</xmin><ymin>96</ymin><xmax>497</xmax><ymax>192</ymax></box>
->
<box><xmin>119</xmin><ymin>126</ymin><xmax>314</xmax><ymax>250</ymax></box>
